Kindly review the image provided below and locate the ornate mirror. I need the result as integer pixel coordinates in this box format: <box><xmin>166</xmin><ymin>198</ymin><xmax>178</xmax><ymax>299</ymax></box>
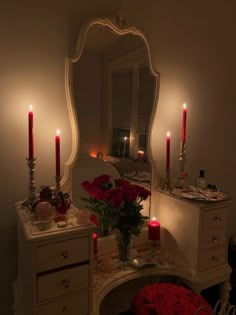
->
<box><xmin>63</xmin><ymin>15</ymin><xmax>160</xmax><ymax>220</ymax></box>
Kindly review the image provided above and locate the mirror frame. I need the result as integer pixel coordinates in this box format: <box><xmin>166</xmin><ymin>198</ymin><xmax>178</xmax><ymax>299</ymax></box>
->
<box><xmin>62</xmin><ymin>15</ymin><xmax>160</xmax><ymax>199</ymax></box>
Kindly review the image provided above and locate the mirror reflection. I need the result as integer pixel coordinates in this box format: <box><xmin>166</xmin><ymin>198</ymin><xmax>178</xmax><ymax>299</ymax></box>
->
<box><xmin>71</xmin><ymin>22</ymin><xmax>157</xmax><ymax>228</ymax></box>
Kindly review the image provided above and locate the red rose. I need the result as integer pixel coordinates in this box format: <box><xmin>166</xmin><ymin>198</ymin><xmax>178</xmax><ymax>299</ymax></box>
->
<box><xmin>104</xmin><ymin>188</ymin><xmax>124</xmax><ymax>208</ymax></box>
<box><xmin>123</xmin><ymin>185</ymin><xmax>139</xmax><ymax>202</ymax></box>
<box><xmin>115</xmin><ymin>178</ymin><xmax>130</xmax><ymax>187</ymax></box>
<box><xmin>81</xmin><ymin>180</ymin><xmax>91</xmax><ymax>192</ymax></box>
<box><xmin>93</xmin><ymin>174</ymin><xmax>111</xmax><ymax>186</ymax></box>
<box><xmin>138</xmin><ymin>187</ymin><xmax>151</xmax><ymax>200</ymax></box>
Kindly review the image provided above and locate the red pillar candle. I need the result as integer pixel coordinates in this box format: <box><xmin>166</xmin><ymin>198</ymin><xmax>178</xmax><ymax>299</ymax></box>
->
<box><xmin>93</xmin><ymin>232</ymin><xmax>98</xmax><ymax>254</ymax></box>
<box><xmin>181</xmin><ymin>103</ymin><xmax>187</xmax><ymax>142</ymax></box>
<box><xmin>148</xmin><ymin>217</ymin><xmax>160</xmax><ymax>241</ymax></box>
<box><xmin>55</xmin><ymin>129</ymin><xmax>60</xmax><ymax>177</ymax></box>
<box><xmin>166</xmin><ymin>131</ymin><xmax>170</xmax><ymax>169</ymax></box>
<box><xmin>28</xmin><ymin>105</ymin><xmax>34</xmax><ymax>159</ymax></box>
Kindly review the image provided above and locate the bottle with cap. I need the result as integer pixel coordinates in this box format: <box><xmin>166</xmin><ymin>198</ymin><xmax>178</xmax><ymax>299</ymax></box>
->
<box><xmin>196</xmin><ymin>169</ymin><xmax>208</xmax><ymax>190</ymax></box>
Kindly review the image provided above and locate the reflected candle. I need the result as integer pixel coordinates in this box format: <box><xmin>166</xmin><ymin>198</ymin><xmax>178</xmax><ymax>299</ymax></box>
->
<box><xmin>148</xmin><ymin>217</ymin><xmax>160</xmax><ymax>241</ymax></box>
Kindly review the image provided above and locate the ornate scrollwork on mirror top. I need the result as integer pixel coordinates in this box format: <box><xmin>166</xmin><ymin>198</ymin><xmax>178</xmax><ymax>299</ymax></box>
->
<box><xmin>62</xmin><ymin>14</ymin><xmax>160</xmax><ymax>194</ymax></box>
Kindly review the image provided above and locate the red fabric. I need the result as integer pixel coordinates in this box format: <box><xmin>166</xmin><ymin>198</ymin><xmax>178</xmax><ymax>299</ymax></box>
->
<box><xmin>132</xmin><ymin>283</ymin><xmax>212</xmax><ymax>315</ymax></box>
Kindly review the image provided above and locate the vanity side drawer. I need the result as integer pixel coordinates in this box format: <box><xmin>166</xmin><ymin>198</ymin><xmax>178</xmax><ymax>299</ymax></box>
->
<box><xmin>199</xmin><ymin>226</ymin><xmax>227</xmax><ymax>251</ymax></box>
<box><xmin>199</xmin><ymin>247</ymin><xmax>226</xmax><ymax>271</ymax></box>
<box><xmin>203</xmin><ymin>207</ymin><xmax>228</xmax><ymax>230</ymax></box>
<box><xmin>37</xmin><ymin>236</ymin><xmax>89</xmax><ymax>272</ymax></box>
<box><xmin>37</xmin><ymin>290</ymin><xmax>88</xmax><ymax>315</ymax></box>
<box><xmin>37</xmin><ymin>264</ymin><xmax>89</xmax><ymax>302</ymax></box>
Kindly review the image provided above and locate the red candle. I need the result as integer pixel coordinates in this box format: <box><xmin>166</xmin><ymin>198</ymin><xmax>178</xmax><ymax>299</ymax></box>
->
<box><xmin>138</xmin><ymin>150</ymin><xmax>144</xmax><ymax>161</ymax></box>
<box><xmin>93</xmin><ymin>232</ymin><xmax>98</xmax><ymax>254</ymax></box>
<box><xmin>181</xmin><ymin>103</ymin><xmax>187</xmax><ymax>142</ymax></box>
<box><xmin>148</xmin><ymin>217</ymin><xmax>160</xmax><ymax>241</ymax></box>
<box><xmin>55</xmin><ymin>129</ymin><xmax>60</xmax><ymax>177</ymax></box>
<box><xmin>28</xmin><ymin>105</ymin><xmax>34</xmax><ymax>159</ymax></box>
<box><xmin>166</xmin><ymin>131</ymin><xmax>170</xmax><ymax>169</ymax></box>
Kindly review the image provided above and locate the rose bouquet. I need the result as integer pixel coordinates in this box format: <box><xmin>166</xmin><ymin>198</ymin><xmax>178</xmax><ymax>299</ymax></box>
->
<box><xmin>81</xmin><ymin>174</ymin><xmax>151</xmax><ymax>261</ymax></box>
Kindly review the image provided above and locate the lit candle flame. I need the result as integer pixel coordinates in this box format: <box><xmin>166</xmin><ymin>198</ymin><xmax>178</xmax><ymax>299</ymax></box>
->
<box><xmin>56</xmin><ymin>129</ymin><xmax>60</xmax><ymax>136</ymax></box>
<box><xmin>166</xmin><ymin>131</ymin><xmax>170</xmax><ymax>137</ymax></box>
<box><xmin>29</xmin><ymin>104</ymin><xmax>33</xmax><ymax>112</ymax></box>
<box><xmin>183</xmin><ymin>103</ymin><xmax>187</xmax><ymax>109</ymax></box>
<box><xmin>152</xmin><ymin>217</ymin><xmax>156</xmax><ymax>221</ymax></box>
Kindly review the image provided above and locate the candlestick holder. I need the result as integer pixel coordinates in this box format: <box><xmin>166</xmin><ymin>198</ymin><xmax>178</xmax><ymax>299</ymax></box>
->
<box><xmin>148</xmin><ymin>239</ymin><xmax>160</xmax><ymax>258</ymax></box>
<box><xmin>162</xmin><ymin>168</ymin><xmax>171</xmax><ymax>191</ymax></box>
<box><xmin>176</xmin><ymin>141</ymin><xmax>187</xmax><ymax>187</ymax></box>
<box><xmin>55</xmin><ymin>175</ymin><xmax>61</xmax><ymax>197</ymax></box>
<box><xmin>22</xmin><ymin>157</ymin><xmax>36</xmax><ymax>211</ymax></box>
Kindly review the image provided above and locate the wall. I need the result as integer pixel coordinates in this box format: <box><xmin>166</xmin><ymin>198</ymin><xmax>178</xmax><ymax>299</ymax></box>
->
<box><xmin>0</xmin><ymin>0</ymin><xmax>236</xmax><ymax>313</ymax></box>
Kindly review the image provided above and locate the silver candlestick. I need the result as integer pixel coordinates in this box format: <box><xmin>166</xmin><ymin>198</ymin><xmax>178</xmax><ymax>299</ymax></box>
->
<box><xmin>55</xmin><ymin>175</ymin><xmax>61</xmax><ymax>196</ymax></box>
<box><xmin>177</xmin><ymin>141</ymin><xmax>187</xmax><ymax>187</ymax></box>
<box><xmin>22</xmin><ymin>157</ymin><xmax>36</xmax><ymax>211</ymax></box>
<box><xmin>162</xmin><ymin>168</ymin><xmax>171</xmax><ymax>191</ymax></box>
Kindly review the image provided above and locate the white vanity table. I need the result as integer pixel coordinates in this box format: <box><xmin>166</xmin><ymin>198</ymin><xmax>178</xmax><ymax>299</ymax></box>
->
<box><xmin>13</xmin><ymin>190</ymin><xmax>232</xmax><ymax>315</ymax></box>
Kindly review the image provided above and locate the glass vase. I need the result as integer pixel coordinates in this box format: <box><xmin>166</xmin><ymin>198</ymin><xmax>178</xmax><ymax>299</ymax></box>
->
<box><xmin>115</xmin><ymin>230</ymin><xmax>132</xmax><ymax>263</ymax></box>
<box><xmin>98</xmin><ymin>215</ymin><xmax>110</xmax><ymax>237</ymax></box>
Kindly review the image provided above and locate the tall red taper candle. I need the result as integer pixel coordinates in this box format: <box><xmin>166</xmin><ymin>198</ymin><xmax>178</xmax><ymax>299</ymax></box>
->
<box><xmin>93</xmin><ymin>232</ymin><xmax>98</xmax><ymax>254</ymax></box>
<box><xmin>148</xmin><ymin>217</ymin><xmax>160</xmax><ymax>241</ymax></box>
<box><xmin>28</xmin><ymin>105</ymin><xmax>34</xmax><ymax>159</ymax></box>
<box><xmin>55</xmin><ymin>129</ymin><xmax>60</xmax><ymax>177</ymax></box>
<box><xmin>181</xmin><ymin>103</ymin><xmax>187</xmax><ymax>142</ymax></box>
<box><xmin>166</xmin><ymin>131</ymin><xmax>170</xmax><ymax>169</ymax></box>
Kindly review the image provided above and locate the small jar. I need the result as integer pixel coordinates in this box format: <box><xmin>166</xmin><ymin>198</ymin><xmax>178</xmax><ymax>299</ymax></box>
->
<box><xmin>35</xmin><ymin>201</ymin><xmax>53</xmax><ymax>220</ymax></box>
<box><xmin>196</xmin><ymin>170</ymin><xmax>207</xmax><ymax>190</ymax></box>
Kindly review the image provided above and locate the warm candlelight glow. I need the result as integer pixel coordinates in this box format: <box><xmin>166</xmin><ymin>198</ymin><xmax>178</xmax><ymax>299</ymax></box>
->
<box><xmin>166</xmin><ymin>131</ymin><xmax>170</xmax><ymax>138</ymax></box>
<box><xmin>29</xmin><ymin>104</ymin><xmax>33</xmax><ymax>112</ymax></box>
<box><xmin>56</xmin><ymin>129</ymin><xmax>60</xmax><ymax>136</ymax></box>
<box><xmin>183</xmin><ymin>103</ymin><xmax>187</xmax><ymax>110</ymax></box>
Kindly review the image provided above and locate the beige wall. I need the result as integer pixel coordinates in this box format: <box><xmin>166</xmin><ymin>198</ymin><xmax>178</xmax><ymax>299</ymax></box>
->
<box><xmin>1</xmin><ymin>1</ymin><xmax>236</xmax><ymax>313</ymax></box>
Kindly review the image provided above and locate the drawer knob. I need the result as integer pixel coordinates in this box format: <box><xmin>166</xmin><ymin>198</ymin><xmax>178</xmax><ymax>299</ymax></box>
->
<box><xmin>62</xmin><ymin>306</ymin><xmax>68</xmax><ymax>312</ymax></box>
<box><xmin>60</xmin><ymin>251</ymin><xmax>69</xmax><ymax>259</ymax></box>
<box><xmin>214</xmin><ymin>216</ymin><xmax>222</xmax><ymax>222</ymax></box>
<box><xmin>61</xmin><ymin>279</ymin><xmax>70</xmax><ymax>288</ymax></box>
<box><xmin>212</xmin><ymin>236</ymin><xmax>219</xmax><ymax>242</ymax></box>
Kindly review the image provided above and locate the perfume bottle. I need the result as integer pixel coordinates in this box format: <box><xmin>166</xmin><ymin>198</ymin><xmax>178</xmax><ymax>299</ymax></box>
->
<box><xmin>196</xmin><ymin>170</ymin><xmax>207</xmax><ymax>190</ymax></box>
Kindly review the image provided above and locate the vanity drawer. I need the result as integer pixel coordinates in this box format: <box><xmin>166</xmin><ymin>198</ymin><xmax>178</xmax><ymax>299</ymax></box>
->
<box><xmin>36</xmin><ymin>236</ymin><xmax>89</xmax><ymax>272</ymax></box>
<box><xmin>200</xmin><ymin>226</ymin><xmax>227</xmax><ymax>250</ymax></box>
<box><xmin>203</xmin><ymin>207</ymin><xmax>228</xmax><ymax>230</ymax></box>
<box><xmin>199</xmin><ymin>247</ymin><xmax>226</xmax><ymax>271</ymax></box>
<box><xmin>37</xmin><ymin>264</ymin><xmax>89</xmax><ymax>302</ymax></box>
<box><xmin>37</xmin><ymin>291</ymin><xmax>88</xmax><ymax>315</ymax></box>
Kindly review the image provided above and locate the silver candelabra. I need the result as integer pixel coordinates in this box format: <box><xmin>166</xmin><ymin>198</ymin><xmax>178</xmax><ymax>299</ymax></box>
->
<box><xmin>22</xmin><ymin>157</ymin><xmax>36</xmax><ymax>211</ymax></box>
<box><xmin>177</xmin><ymin>141</ymin><xmax>187</xmax><ymax>187</ymax></box>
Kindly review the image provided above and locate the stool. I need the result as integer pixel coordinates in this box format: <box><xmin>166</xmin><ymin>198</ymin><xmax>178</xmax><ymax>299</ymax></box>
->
<box><xmin>132</xmin><ymin>283</ymin><xmax>213</xmax><ymax>315</ymax></box>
